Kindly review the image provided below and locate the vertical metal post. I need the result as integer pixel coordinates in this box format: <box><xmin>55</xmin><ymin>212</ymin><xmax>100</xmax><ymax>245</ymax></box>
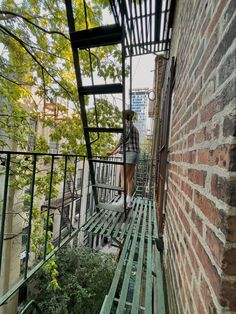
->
<box><xmin>0</xmin><ymin>153</ymin><xmax>10</xmax><ymax>272</ymax></box>
<box><xmin>64</xmin><ymin>0</ymin><xmax>98</xmax><ymax>205</ymax></box>
<box><xmin>59</xmin><ymin>155</ymin><xmax>68</xmax><ymax>245</ymax></box>
<box><xmin>24</xmin><ymin>154</ymin><xmax>37</xmax><ymax>279</ymax></box>
<box><xmin>121</xmin><ymin>0</ymin><xmax>127</xmax><ymax>217</ymax></box>
<box><xmin>44</xmin><ymin>155</ymin><xmax>54</xmax><ymax>259</ymax></box>
<box><xmin>69</xmin><ymin>156</ymin><xmax>77</xmax><ymax>234</ymax></box>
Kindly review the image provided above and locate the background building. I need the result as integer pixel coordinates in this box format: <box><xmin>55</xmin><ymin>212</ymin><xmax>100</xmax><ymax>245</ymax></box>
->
<box><xmin>131</xmin><ymin>88</ymin><xmax>150</xmax><ymax>145</ymax></box>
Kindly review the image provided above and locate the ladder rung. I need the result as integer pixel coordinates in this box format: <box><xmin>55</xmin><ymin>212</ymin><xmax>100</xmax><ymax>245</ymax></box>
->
<box><xmin>85</xmin><ymin>127</ymin><xmax>123</xmax><ymax>133</ymax></box>
<box><xmin>94</xmin><ymin>184</ymin><xmax>123</xmax><ymax>191</ymax></box>
<box><xmin>97</xmin><ymin>202</ymin><xmax>124</xmax><ymax>212</ymax></box>
<box><xmin>70</xmin><ymin>24</ymin><xmax>122</xmax><ymax>49</ymax></box>
<box><xmin>78</xmin><ymin>83</ymin><xmax>123</xmax><ymax>95</ymax></box>
<box><xmin>89</xmin><ymin>159</ymin><xmax>124</xmax><ymax>165</ymax></box>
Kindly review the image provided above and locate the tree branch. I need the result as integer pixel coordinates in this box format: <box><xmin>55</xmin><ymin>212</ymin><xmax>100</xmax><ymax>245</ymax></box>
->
<box><xmin>0</xmin><ymin>10</ymin><xmax>69</xmax><ymax>40</ymax></box>
<box><xmin>0</xmin><ymin>73</ymin><xmax>33</xmax><ymax>86</ymax></box>
<box><xmin>0</xmin><ymin>24</ymin><xmax>78</xmax><ymax>109</ymax></box>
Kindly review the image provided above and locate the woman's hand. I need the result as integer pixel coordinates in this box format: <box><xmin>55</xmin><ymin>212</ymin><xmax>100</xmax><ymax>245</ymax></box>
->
<box><xmin>106</xmin><ymin>151</ymin><xmax>113</xmax><ymax>157</ymax></box>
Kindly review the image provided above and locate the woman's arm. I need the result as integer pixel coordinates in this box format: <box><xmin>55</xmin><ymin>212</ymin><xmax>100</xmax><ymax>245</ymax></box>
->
<box><xmin>106</xmin><ymin>141</ymin><xmax>122</xmax><ymax>156</ymax></box>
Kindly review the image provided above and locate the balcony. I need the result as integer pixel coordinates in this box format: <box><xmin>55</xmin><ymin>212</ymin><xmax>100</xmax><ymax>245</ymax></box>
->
<box><xmin>0</xmin><ymin>151</ymin><xmax>165</xmax><ymax>313</ymax></box>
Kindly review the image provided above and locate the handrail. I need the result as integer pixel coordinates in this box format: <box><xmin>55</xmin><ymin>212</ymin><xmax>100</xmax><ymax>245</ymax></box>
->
<box><xmin>19</xmin><ymin>300</ymin><xmax>42</xmax><ymax>314</ymax></box>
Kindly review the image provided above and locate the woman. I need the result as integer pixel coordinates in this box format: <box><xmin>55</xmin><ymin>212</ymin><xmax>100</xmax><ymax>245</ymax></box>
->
<box><xmin>106</xmin><ymin>109</ymin><xmax>140</xmax><ymax>207</ymax></box>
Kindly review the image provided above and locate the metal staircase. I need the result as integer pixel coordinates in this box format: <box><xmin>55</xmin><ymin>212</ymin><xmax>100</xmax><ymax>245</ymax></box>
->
<box><xmin>65</xmin><ymin>0</ymin><xmax>128</xmax><ymax>215</ymax></box>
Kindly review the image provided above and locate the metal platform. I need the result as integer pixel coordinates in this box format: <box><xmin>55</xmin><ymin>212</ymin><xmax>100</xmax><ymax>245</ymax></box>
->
<box><xmin>81</xmin><ymin>197</ymin><xmax>159</xmax><ymax>245</ymax></box>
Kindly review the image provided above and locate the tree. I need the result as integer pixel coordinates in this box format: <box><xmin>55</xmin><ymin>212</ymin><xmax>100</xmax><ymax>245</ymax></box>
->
<box><xmin>28</xmin><ymin>245</ymin><xmax>116</xmax><ymax>314</ymax></box>
<box><xmin>0</xmin><ymin>0</ymin><xmax>125</xmax><ymax>153</ymax></box>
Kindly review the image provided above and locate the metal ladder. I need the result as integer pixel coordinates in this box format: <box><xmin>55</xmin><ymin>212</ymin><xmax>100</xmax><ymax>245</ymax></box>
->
<box><xmin>65</xmin><ymin>0</ymin><xmax>128</xmax><ymax>215</ymax></box>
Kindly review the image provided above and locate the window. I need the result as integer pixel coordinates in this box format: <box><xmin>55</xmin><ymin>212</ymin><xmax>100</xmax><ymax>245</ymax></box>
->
<box><xmin>75</xmin><ymin>199</ymin><xmax>81</xmax><ymax>215</ymax></box>
<box><xmin>49</xmin><ymin>140</ymin><xmax>58</xmax><ymax>154</ymax></box>
<box><xmin>28</xmin><ymin>118</ymin><xmax>37</xmax><ymax>151</ymax></box>
<box><xmin>61</xmin><ymin>205</ymin><xmax>70</xmax><ymax>229</ymax></box>
<box><xmin>156</xmin><ymin>57</ymin><xmax>176</xmax><ymax>236</ymax></box>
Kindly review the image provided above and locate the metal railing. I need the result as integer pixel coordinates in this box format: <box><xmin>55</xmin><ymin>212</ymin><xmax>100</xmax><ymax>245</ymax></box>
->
<box><xmin>0</xmin><ymin>151</ymin><xmax>122</xmax><ymax>307</ymax></box>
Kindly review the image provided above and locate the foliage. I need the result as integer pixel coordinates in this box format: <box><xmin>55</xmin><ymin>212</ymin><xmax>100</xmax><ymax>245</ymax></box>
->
<box><xmin>30</xmin><ymin>245</ymin><xmax>116</xmax><ymax>314</ymax></box>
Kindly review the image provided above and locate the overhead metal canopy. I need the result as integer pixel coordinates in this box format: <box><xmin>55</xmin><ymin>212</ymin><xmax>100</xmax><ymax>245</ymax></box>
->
<box><xmin>110</xmin><ymin>0</ymin><xmax>176</xmax><ymax>56</ymax></box>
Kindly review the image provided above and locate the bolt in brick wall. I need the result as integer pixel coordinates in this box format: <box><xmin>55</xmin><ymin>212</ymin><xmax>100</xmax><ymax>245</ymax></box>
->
<box><xmin>162</xmin><ymin>0</ymin><xmax>236</xmax><ymax>313</ymax></box>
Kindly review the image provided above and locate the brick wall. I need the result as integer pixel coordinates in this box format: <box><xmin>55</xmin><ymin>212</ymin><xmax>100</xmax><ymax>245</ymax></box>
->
<box><xmin>164</xmin><ymin>0</ymin><xmax>236</xmax><ymax>313</ymax></box>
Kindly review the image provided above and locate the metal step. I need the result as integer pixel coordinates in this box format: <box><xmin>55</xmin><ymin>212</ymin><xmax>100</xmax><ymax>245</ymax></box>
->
<box><xmin>85</xmin><ymin>127</ymin><xmax>123</xmax><ymax>133</ymax></box>
<box><xmin>97</xmin><ymin>202</ymin><xmax>124</xmax><ymax>213</ymax></box>
<box><xmin>78</xmin><ymin>83</ymin><xmax>123</xmax><ymax>95</ymax></box>
<box><xmin>70</xmin><ymin>24</ymin><xmax>122</xmax><ymax>49</ymax></box>
<box><xmin>89</xmin><ymin>159</ymin><xmax>124</xmax><ymax>165</ymax></box>
<box><xmin>94</xmin><ymin>183</ymin><xmax>123</xmax><ymax>191</ymax></box>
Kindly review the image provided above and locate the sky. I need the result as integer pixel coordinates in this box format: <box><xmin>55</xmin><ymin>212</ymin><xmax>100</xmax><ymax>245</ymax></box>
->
<box><xmin>102</xmin><ymin>7</ymin><xmax>156</xmax><ymax>92</ymax></box>
<box><xmin>132</xmin><ymin>54</ymin><xmax>156</xmax><ymax>90</ymax></box>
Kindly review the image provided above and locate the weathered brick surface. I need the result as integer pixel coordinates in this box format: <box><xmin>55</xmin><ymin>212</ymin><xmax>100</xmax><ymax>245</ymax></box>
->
<box><xmin>162</xmin><ymin>0</ymin><xmax>236</xmax><ymax>313</ymax></box>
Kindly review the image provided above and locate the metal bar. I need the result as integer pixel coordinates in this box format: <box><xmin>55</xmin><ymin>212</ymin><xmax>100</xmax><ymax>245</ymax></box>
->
<box><xmin>0</xmin><ymin>153</ymin><xmax>10</xmax><ymax>272</ymax></box>
<box><xmin>116</xmin><ymin>198</ymin><xmax>144</xmax><ymax>312</ymax></box>
<box><xmin>85</xmin><ymin>127</ymin><xmax>123</xmax><ymax>133</ymax></box>
<box><xmin>121</xmin><ymin>0</ymin><xmax>127</xmax><ymax>217</ymax></box>
<box><xmin>150</xmin><ymin>0</ymin><xmax>153</xmax><ymax>52</ymax></box>
<box><xmin>65</xmin><ymin>0</ymin><xmax>98</xmax><ymax>205</ymax></box>
<box><xmin>131</xmin><ymin>201</ymin><xmax>148</xmax><ymax>313</ymax></box>
<box><xmin>89</xmin><ymin>158</ymin><xmax>123</xmax><ymax>165</ymax></box>
<box><xmin>155</xmin><ymin>0</ymin><xmax>162</xmax><ymax>42</ymax></box>
<box><xmin>144</xmin><ymin>0</ymin><xmax>148</xmax><ymax>52</ymax></box>
<box><xmin>100</xmin><ymin>198</ymin><xmax>142</xmax><ymax>313</ymax></box>
<box><xmin>44</xmin><ymin>155</ymin><xmax>54</xmax><ymax>259</ymax></box>
<box><xmin>69</xmin><ymin>156</ymin><xmax>77</xmax><ymax>234</ymax></box>
<box><xmin>145</xmin><ymin>201</ymin><xmax>153</xmax><ymax>313</ymax></box>
<box><xmin>24</xmin><ymin>154</ymin><xmax>37</xmax><ymax>279</ymax></box>
<box><xmin>133</xmin><ymin>1</ymin><xmax>141</xmax><ymax>55</ymax></box>
<box><xmin>162</xmin><ymin>0</ymin><xmax>169</xmax><ymax>45</ymax></box>
<box><xmin>83</xmin><ymin>0</ymin><xmax>99</xmax><ymax>145</ymax></box>
<box><xmin>139</xmin><ymin>0</ymin><xmax>145</xmax><ymax>54</ymax></box>
<box><xmin>0</xmin><ymin>150</ymin><xmax>86</xmax><ymax>157</ymax></box>
<box><xmin>129</xmin><ymin>0</ymin><xmax>138</xmax><ymax>56</ymax></box>
<box><xmin>58</xmin><ymin>155</ymin><xmax>68</xmax><ymax>245</ymax></box>
<box><xmin>19</xmin><ymin>300</ymin><xmax>43</xmax><ymax>314</ymax></box>
<box><xmin>109</xmin><ymin>0</ymin><xmax>119</xmax><ymax>24</ymax></box>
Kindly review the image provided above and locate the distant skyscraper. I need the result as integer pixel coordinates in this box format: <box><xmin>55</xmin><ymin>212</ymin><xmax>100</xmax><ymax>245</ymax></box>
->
<box><xmin>131</xmin><ymin>88</ymin><xmax>149</xmax><ymax>145</ymax></box>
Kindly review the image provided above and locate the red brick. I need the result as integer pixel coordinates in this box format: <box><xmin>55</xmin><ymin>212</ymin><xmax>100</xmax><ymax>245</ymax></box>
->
<box><xmin>211</xmin><ymin>174</ymin><xmax>236</xmax><ymax>206</ymax></box>
<box><xmin>188</xmin><ymin>245</ymin><xmax>200</xmax><ymax>279</ymax></box>
<box><xmin>207</xmin><ymin>0</ymin><xmax>228</xmax><ymax>37</ymax></box>
<box><xmin>186</xmin><ymin>115</ymin><xmax>198</xmax><ymax>133</ymax></box>
<box><xmin>206</xmin><ymin>227</ymin><xmax>224</xmax><ymax>265</ymax></box>
<box><xmin>194</xmin><ymin>190</ymin><xmax>224</xmax><ymax>227</ymax></box>
<box><xmin>222</xmin><ymin>249</ymin><xmax>236</xmax><ymax>276</ymax></box>
<box><xmin>200</xmin><ymin>276</ymin><xmax>218</xmax><ymax>313</ymax></box>
<box><xmin>191</xmin><ymin>209</ymin><xmax>203</xmax><ymax>235</ymax></box>
<box><xmin>194</xmin><ymin>26</ymin><xmax>218</xmax><ymax>79</ymax></box>
<box><xmin>204</xmin><ymin>17</ymin><xmax>236</xmax><ymax>82</ymax></box>
<box><xmin>193</xmin><ymin>283</ymin><xmax>207</xmax><ymax>314</ymax></box>
<box><xmin>188</xmin><ymin>169</ymin><xmax>207</xmax><ymax>187</ymax></box>
<box><xmin>201</xmin><ymin>79</ymin><xmax>236</xmax><ymax>122</ymax></box>
<box><xmin>178</xmin><ymin>207</ymin><xmax>191</xmax><ymax>236</ymax></box>
<box><xmin>195</xmin><ymin>127</ymin><xmax>206</xmax><ymax>144</ymax></box>
<box><xmin>223</xmin><ymin>115</ymin><xmax>236</xmax><ymax>138</ymax></box>
<box><xmin>183</xmin><ymin>150</ymin><xmax>196</xmax><ymax>164</ymax></box>
<box><xmin>225</xmin><ymin>216</ymin><xmax>236</xmax><ymax>242</ymax></box>
<box><xmin>229</xmin><ymin>145</ymin><xmax>236</xmax><ymax>171</ymax></box>
<box><xmin>181</xmin><ymin>181</ymin><xmax>193</xmax><ymax>199</ymax></box>
<box><xmin>192</xmin><ymin>231</ymin><xmax>221</xmax><ymax>296</ymax></box>
<box><xmin>187</xmin><ymin>133</ymin><xmax>195</xmax><ymax>148</ymax></box>
<box><xmin>220</xmin><ymin>280</ymin><xmax>236</xmax><ymax>311</ymax></box>
<box><xmin>198</xmin><ymin>145</ymin><xmax>235</xmax><ymax>170</ymax></box>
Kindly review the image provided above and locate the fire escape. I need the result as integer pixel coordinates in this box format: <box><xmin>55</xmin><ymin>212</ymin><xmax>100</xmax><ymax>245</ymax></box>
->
<box><xmin>0</xmin><ymin>0</ymin><xmax>175</xmax><ymax>313</ymax></box>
